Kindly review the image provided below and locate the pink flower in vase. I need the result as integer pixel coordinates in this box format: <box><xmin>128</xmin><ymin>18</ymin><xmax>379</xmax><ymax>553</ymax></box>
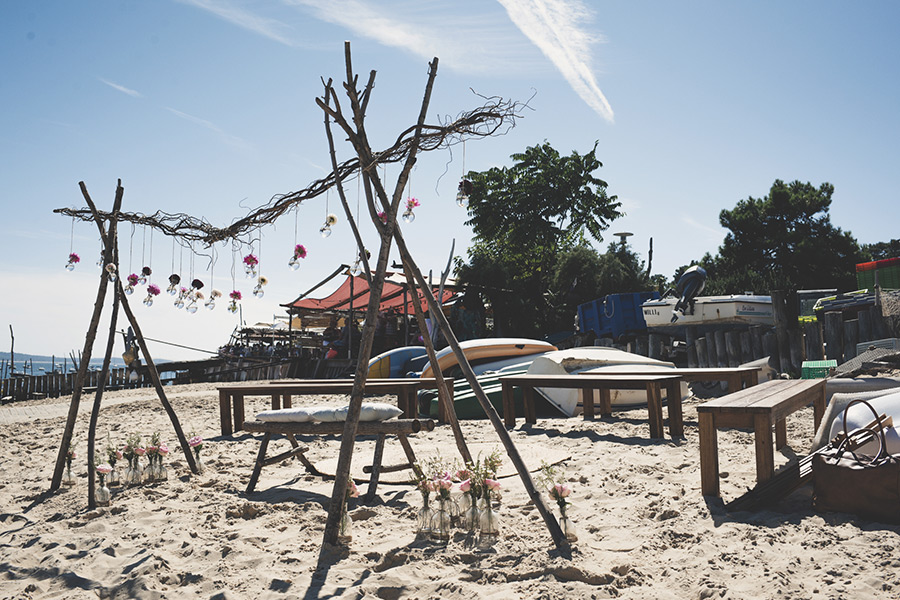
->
<box><xmin>147</xmin><ymin>284</ymin><xmax>161</xmax><ymax>296</ymax></box>
<box><xmin>243</xmin><ymin>254</ymin><xmax>258</xmax><ymax>267</ymax></box>
<box><xmin>293</xmin><ymin>244</ymin><xmax>307</xmax><ymax>259</ymax></box>
<box><xmin>127</xmin><ymin>273</ymin><xmax>140</xmax><ymax>286</ymax></box>
<box><xmin>68</xmin><ymin>253</ymin><xmax>80</xmax><ymax>264</ymax></box>
<box><xmin>134</xmin><ymin>447</ymin><xmax>146</xmax><ymax>457</ymax></box>
<box><xmin>158</xmin><ymin>444</ymin><xmax>169</xmax><ymax>456</ymax></box>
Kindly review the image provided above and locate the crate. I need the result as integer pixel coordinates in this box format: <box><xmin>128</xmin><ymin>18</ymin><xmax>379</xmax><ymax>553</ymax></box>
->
<box><xmin>856</xmin><ymin>257</ymin><xmax>900</xmax><ymax>290</ymax></box>
<box><xmin>856</xmin><ymin>338</ymin><xmax>900</xmax><ymax>355</ymax></box>
<box><xmin>801</xmin><ymin>360</ymin><xmax>837</xmax><ymax>379</ymax></box>
<box><xmin>577</xmin><ymin>291</ymin><xmax>660</xmax><ymax>340</ymax></box>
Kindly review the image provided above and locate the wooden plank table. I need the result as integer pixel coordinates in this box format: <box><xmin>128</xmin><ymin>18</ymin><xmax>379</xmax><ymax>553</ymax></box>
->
<box><xmin>696</xmin><ymin>378</ymin><xmax>827</xmax><ymax>497</ymax></box>
<box><xmin>499</xmin><ymin>373</ymin><xmax>684</xmax><ymax>439</ymax></box>
<box><xmin>580</xmin><ymin>366</ymin><xmax>760</xmax><ymax>394</ymax></box>
<box><xmin>217</xmin><ymin>378</ymin><xmax>449</xmax><ymax>436</ymax></box>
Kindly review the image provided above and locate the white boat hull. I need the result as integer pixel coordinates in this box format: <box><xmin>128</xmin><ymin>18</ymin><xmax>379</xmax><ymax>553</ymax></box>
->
<box><xmin>526</xmin><ymin>347</ymin><xmax>689</xmax><ymax>416</ymax></box>
<box><xmin>642</xmin><ymin>295</ymin><xmax>774</xmax><ymax>331</ymax></box>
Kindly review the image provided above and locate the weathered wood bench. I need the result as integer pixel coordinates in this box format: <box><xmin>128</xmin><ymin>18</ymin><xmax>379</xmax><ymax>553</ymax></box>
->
<box><xmin>499</xmin><ymin>373</ymin><xmax>684</xmax><ymax>439</ymax></box>
<box><xmin>217</xmin><ymin>378</ymin><xmax>450</xmax><ymax>436</ymax></box>
<box><xmin>696</xmin><ymin>378</ymin><xmax>827</xmax><ymax>497</ymax></box>
<box><xmin>581</xmin><ymin>366</ymin><xmax>760</xmax><ymax>394</ymax></box>
<box><xmin>242</xmin><ymin>418</ymin><xmax>435</xmax><ymax>501</ymax></box>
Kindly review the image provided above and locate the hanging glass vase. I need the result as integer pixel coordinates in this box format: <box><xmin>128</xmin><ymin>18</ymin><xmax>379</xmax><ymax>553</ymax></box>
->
<box><xmin>430</xmin><ymin>498</ymin><xmax>452</xmax><ymax>542</ymax></box>
<box><xmin>288</xmin><ymin>256</ymin><xmax>300</xmax><ymax>271</ymax></box>
<box><xmin>402</xmin><ymin>209</ymin><xmax>415</xmax><ymax>223</ymax></box>
<box><xmin>479</xmin><ymin>498</ymin><xmax>500</xmax><ymax>542</ymax></box>
<box><xmin>96</xmin><ymin>474</ymin><xmax>111</xmax><ymax>506</ymax></box>
<box><xmin>319</xmin><ymin>224</ymin><xmax>332</xmax><ymax>238</ymax></box>
<box><xmin>124</xmin><ymin>284</ymin><xmax>134</xmax><ymax>295</ymax></box>
<box><xmin>338</xmin><ymin>502</ymin><xmax>352</xmax><ymax>544</ymax></box>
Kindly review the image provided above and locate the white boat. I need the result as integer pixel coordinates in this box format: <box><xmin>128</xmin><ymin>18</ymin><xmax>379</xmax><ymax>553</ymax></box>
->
<box><xmin>526</xmin><ymin>347</ymin><xmax>689</xmax><ymax>416</ymax></box>
<box><xmin>641</xmin><ymin>294</ymin><xmax>774</xmax><ymax>333</ymax></box>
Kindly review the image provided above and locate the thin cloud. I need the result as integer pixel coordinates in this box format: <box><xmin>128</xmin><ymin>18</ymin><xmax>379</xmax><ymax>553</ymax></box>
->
<box><xmin>682</xmin><ymin>216</ymin><xmax>726</xmax><ymax>241</ymax></box>
<box><xmin>287</xmin><ymin>0</ymin><xmax>540</xmax><ymax>74</ymax></box>
<box><xmin>177</xmin><ymin>0</ymin><xmax>297</xmax><ymax>46</ymax></box>
<box><xmin>98</xmin><ymin>78</ymin><xmax>142</xmax><ymax>98</ymax></box>
<box><xmin>165</xmin><ymin>107</ymin><xmax>254</xmax><ymax>153</ymax></box>
<box><xmin>496</xmin><ymin>0</ymin><xmax>614</xmax><ymax>122</ymax></box>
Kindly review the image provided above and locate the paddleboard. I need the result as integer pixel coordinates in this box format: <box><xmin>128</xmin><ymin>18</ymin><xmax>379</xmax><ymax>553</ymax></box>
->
<box><xmin>419</xmin><ymin>338</ymin><xmax>557</xmax><ymax>378</ymax></box>
<box><xmin>367</xmin><ymin>346</ymin><xmax>428</xmax><ymax>378</ymax></box>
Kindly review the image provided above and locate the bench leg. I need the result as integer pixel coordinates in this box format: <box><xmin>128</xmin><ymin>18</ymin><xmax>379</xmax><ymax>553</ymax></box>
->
<box><xmin>775</xmin><ymin>418</ymin><xmax>788</xmax><ymax>450</ymax></box>
<box><xmin>523</xmin><ymin>386</ymin><xmax>537</xmax><ymax>424</ymax></box>
<box><xmin>397</xmin><ymin>434</ymin><xmax>418</xmax><ymax>473</ymax></box>
<box><xmin>365</xmin><ymin>433</ymin><xmax>387</xmax><ymax>503</ymax></box>
<box><xmin>271</xmin><ymin>394</ymin><xmax>280</xmax><ymax>410</ymax></box>
<box><xmin>501</xmin><ymin>383</ymin><xmax>516</xmax><ymax>428</ymax></box>
<box><xmin>754</xmin><ymin>413</ymin><xmax>775</xmax><ymax>484</ymax></box>
<box><xmin>726</xmin><ymin>374</ymin><xmax>742</xmax><ymax>394</ymax></box>
<box><xmin>581</xmin><ymin>387</ymin><xmax>595</xmax><ymax>420</ymax></box>
<box><xmin>397</xmin><ymin>389</ymin><xmax>413</xmax><ymax>419</ymax></box>
<box><xmin>599</xmin><ymin>388</ymin><xmax>612</xmax><ymax>417</ymax></box>
<box><xmin>233</xmin><ymin>394</ymin><xmax>245</xmax><ymax>434</ymax></box>
<box><xmin>666</xmin><ymin>380</ymin><xmax>684</xmax><ymax>438</ymax></box>
<box><xmin>698</xmin><ymin>412</ymin><xmax>719</xmax><ymax>497</ymax></box>
<box><xmin>219</xmin><ymin>390</ymin><xmax>233</xmax><ymax>436</ymax></box>
<box><xmin>283</xmin><ymin>394</ymin><xmax>292</xmax><ymax>409</ymax></box>
<box><xmin>646</xmin><ymin>382</ymin><xmax>664</xmax><ymax>439</ymax></box>
<box><xmin>246</xmin><ymin>432</ymin><xmax>272</xmax><ymax>493</ymax></box>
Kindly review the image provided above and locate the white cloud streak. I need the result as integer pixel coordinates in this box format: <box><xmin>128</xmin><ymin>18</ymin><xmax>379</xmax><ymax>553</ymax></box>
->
<box><xmin>165</xmin><ymin>107</ymin><xmax>254</xmax><ymax>152</ymax></box>
<box><xmin>98</xmin><ymin>78</ymin><xmax>142</xmax><ymax>98</ymax></box>
<box><xmin>177</xmin><ymin>0</ymin><xmax>297</xmax><ymax>46</ymax></box>
<box><xmin>495</xmin><ymin>0</ymin><xmax>613</xmax><ymax>122</ymax></box>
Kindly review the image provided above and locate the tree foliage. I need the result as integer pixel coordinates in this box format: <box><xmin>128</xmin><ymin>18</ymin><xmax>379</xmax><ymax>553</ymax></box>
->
<box><xmin>691</xmin><ymin>180</ymin><xmax>864</xmax><ymax>294</ymax></box>
<box><xmin>456</xmin><ymin>142</ymin><xmax>623</xmax><ymax>336</ymax></box>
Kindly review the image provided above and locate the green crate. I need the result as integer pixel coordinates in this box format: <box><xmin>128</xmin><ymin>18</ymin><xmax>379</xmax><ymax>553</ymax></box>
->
<box><xmin>801</xmin><ymin>360</ymin><xmax>836</xmax><ymax>379</ymax></box>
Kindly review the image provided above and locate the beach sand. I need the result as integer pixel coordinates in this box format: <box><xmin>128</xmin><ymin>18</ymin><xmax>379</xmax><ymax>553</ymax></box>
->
<box><xmin>1</xmin><ymin>382</ymin><xmax>899</xmax><ymax>599</ymax></box>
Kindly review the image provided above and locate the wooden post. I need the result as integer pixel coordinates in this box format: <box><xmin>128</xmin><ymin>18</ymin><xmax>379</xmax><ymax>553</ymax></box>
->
<box><xmin>724</xmin><ymin>330</ymin><xmax>741</xmax><ymax>367</ymax></box>
<box><xmin>714</xmin><ymin>329</ymin><xmax>727</xmax><ymax>368</ymax></box>
<box><xmin>706</xmin><ymin>333</ymin><xmax>717</xmax><ymax>369</ymax></box>
<box><xmin>858</xmin><ymin>308</ymin><xmax>873</xmax><ymax>343</ymax></box>
<box><xmin>823</xmin><ymin>311</ymin><xmax>843</xmax><ymax>362</ymax></box>
<box><xmin>634</xmin><ymin>335</ymin><xmax>648</xmax><ymax>357</ymax></box>
<box><xmin>648</xmin><ymin>333</ymin><xmax>663</xmax><ymax>360</ymax></box>
<box><xmin>771</xmin><ymin>290</ymin><xmax>793</xmax><ymax>374</ymax></box>
<box><xmin>763</xmin><ymin>330</ymin><xmax>779</xmax><ymax>372</ymax></box>
<box><xmin>739</xmin><ymin>330</ymin><xmax>753</xmax><ymax>364</ymax></box>
<box><xmin>695</xmin><ymin>337</ymin><xmax>709</xmax><ymax>368</ymax></box>
<box><xmin>842</xmin><ymin>319</ymin><xmax>859</xmax><ymax>362</ymax></box>
<box><xmin>804</xmin><ymin>320</ymin><xmax>824</xmax><ymax>361</ymax></box>
<box><xmin>789</xmin><ymin>328</ymin><xmax>804</xmax><ymax>370</ymax></box>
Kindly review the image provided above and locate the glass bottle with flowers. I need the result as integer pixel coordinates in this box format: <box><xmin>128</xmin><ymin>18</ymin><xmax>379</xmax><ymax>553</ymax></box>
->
<box><xmin>430</xmin><ymin>474</ymin><xmax>455</xmax><ymax>542</ymax></box>
<box><xmin>105</xmin><ymin>437</ymin><xmax>122</xmax><ymax>486</ymax></box>
<box><xmin>63</xmin><ymin>443</ymin><xmax>77</xmax><ymax>486</ymax></box>
<box><xmin>411</xmin><ymin>465</ymin><xmax>433</xmax><ymax>536</ymax></box>
<box><xmin>145</xmin><ymin>437</ymin><xmax>159</xmax><ymax>482</ymax></box>
<box><xmin>66</xmin><ymin>252</ymin><xmax>80</xmax><ymax>271</ymax></box>
<box><xmin>95</xmin><ymin>463</ymin><xmax>112</xmax><ymax>506</ymax></box>
<box><xmin>122</xmin><ymin>434</ymin><xmax>142</xmax><ymax>485</ymax></box>
<box><xmin>144</xmin><ymin>283</ymin><xmax>161</xmax><ymax>307</ymax></box>
<box><xmin>133</xmin><ymin>443</ymin><xmax>147</xmax><ymax>483</ymax></box>
<box><xmin>189</xmin><ymin>434</ymin><xmax>204</xmax><ymax>473</ymax></box>
<box><xmin>479</xmin><ymin>477</ymin><xmax>502</xmax><ymax>542</ymax></box>
<box><xmin>288</xmin><ymin>244</ymin><xmax>307</xmax><ymax>271</ymax></box>
<box><xmin>457</xmin><ymin>468</ymin><xmax>481</xmax><ymax>533</ymax></box>
<box><xmin>166</xmin><ymin>273</ymin><xmax>181</xmax><ymax>295</ymax></box>
<box><xmin>139</xmin><ymin>266</ymin><xmax>152</xmax><ymax>285</ymax></box>
<box><xmin>402</xmin><ymin>197</ymin><xmax>420</xmax><ymax>223</ymax></box>
<box><xmin>338</xmin><ymin>479</ymin><xmax>359</xmax><ymax>544</ymax></box>
<box><xmin>539</xmin><ymin>462</ymin><xmax>577</xmax><ymax>543</ymax></box>
<box><xmin>243</xmin><ymin>253</ymin><xmax>258</xmax><ymax>278</ymax></box>
<box><xmin>228</xmin><ymin>290</ymin><xmax>242</xmax><ymax>313</ymax></box>
<box><xmin>125</xmin><ymin>273</ymin><xmax>139</xmax><ymax>295</ymax></box>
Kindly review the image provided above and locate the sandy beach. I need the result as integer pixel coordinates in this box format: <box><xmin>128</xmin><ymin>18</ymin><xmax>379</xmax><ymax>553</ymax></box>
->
<box><xmin>2</xmin><ymin>381</ymin><xmax>899</xmax><ymax>600</ymax></box>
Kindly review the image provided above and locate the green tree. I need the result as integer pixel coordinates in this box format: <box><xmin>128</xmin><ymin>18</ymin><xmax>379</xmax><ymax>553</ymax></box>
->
<box><xmin>456</xmin><ymin>142</ymin><xmax>623</xmax><ymax>336</ymax></box>
<box><xmin>696</xmin><ymin>180</ymin><xmax>864</xmax><ymax>294</ymax></box>
<box><xmin>862</xmin><ymin>239</ymin><xmax>900</xmax><ymax>261</ymax></box>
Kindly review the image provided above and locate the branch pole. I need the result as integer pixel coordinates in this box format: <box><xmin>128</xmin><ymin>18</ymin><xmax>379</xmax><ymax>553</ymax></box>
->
<box><xmin>51</xmin><ymin>181</ymin><xmax>122</xmax><ymax>490</ymax></box>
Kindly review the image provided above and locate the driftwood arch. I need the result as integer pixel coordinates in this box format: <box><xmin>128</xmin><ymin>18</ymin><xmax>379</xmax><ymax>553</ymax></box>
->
<box><xmin>53</xmin><ymin>42</ymin><xmax>568</xmax><ymax>550</ymax></box>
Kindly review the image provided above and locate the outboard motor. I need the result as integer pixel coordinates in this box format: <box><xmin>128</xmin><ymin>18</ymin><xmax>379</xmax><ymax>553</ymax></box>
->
<box><xmin>671</xmin><ymin>265</ymin><xmax>707</xmax><ymax>322</ymax></box>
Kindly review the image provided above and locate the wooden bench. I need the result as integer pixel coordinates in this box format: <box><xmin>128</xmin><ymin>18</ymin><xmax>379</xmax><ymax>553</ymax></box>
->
<box><xmin>580</xmin><ymin>367</ymin><xmax>759</xmax><ymax>394</ymax></box>
<box><xmin>499</xmin><ymin>373</ymin><xmax>684</xmax><ymax>439</ymax></box>
<box><xmin>696</xmin><ymin>378</ymin><xmax>827</xmax><ymax>497</ymax></box>
<box><xmin>243</xmin><ymin>418</ymin><xmax>435</xmax><ymax>501</ymax></box>
<box><xmin>217</xmin><ymin>378</ymin><xmax>450</xmax><ymax>436</ymax></box>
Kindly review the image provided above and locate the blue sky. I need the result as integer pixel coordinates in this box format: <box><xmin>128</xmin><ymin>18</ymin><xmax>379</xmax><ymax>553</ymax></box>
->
<box><xmin>2</xmin><ymin>1</ymin><xmax>898</xmax><ymax>361</ymax></box>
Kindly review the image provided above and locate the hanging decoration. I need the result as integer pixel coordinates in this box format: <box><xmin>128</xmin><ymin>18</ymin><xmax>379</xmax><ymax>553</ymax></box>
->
<box><xmin>206</xmin><ymin>247</ymin><xmax>220</xmax><ymax>310</ymax></box>
<box><xmin>228</xmin><ymin>289</ymin><xmax>242</xmax><ymax>313</ymax></box>
<box><xmin>105</xmin><ymin>263</ymin><xmax>117</xmax><ymax>282</ymax></box>
<box><xmin>143</xmin><ymin>284</ymin><xmax>161</xmax><ymax>307</ymax></box>
<box><xmin>186</xmin><ymin>278</ymin><xmax>204</xmax><ymax>314</ymax></box>
<box><xmin>456</xmin><ymin>179</ymin><xmax>472</xmax><ymax>208</ymax></box>
<box><xmin>403</xmin><ymin>197</ymin><xmax>420</xmax><ymax>223</ymax></box>
<box><xmin>167</xmin><ymin>273</ymin><xmax>181</xmax><ymax>296</ymax></box>
<box><xmin>288</xmin><ymin>244</ymin><xmax>307</xmax><ymax>271</ymax></box>
<box><xmin>243</xmin><ymin>253</ymin><xmax>258</xmax><ymax>278</ymax></box>
<box><xmin>320</xmin><ymin>213</ymin><xmax>337</xmax><ymax>238</ymax></box>
<box><xmin>140</xmin><ymin>266</ymin><xmax>152</xmax><ymax>285</ymax></box>
<box><xmin>207</xmin><ymin>289</ymin><xmax>222</xmax><ymax>310</ymax></box>
<box><xmin>125</xmin><ymin>273</ymin><xmax>139</xmax><ymax>295</ymax></box>
<box><xmin>65</xmin><ymin>216</ymin><xmax>79</xmax><ymax>271</ymax></box>
<box><xmin>252</xmin><ymin>276</ymin><xmax>268</xmax><ymax>298</ymax></box>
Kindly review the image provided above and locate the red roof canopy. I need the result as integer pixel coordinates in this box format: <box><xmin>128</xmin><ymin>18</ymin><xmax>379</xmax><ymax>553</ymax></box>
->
<box><xmin>284</xmin><ymin>273</ymin><xmax>455</xmax><ymax>316</ymax></box>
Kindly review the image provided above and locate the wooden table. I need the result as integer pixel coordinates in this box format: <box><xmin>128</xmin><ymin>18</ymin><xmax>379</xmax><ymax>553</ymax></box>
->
<box><xmin>696</xmin><ymin>378</ymin><xmax>827</xmax><ymax>497</ymax></box>
<box><xmin>580</xmin><ymin>367</ymin><xmax>759</xmax><ymax>394</ymax></box>
<box><xmin>217</xmin><ymin>378</ymin><xmax>450</xmax><ymax>436</ymax></box>
<box><xmin>499</xmin><ymin>373</ymin><xmax>684</xmax><ymax>439</ymax></box>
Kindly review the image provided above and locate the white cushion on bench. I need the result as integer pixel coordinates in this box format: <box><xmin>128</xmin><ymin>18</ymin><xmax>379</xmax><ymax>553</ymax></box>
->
<box><xmin>255</xmin><ymin>407</ymin><xmax>315</xmax><ymax>423</ymax></box>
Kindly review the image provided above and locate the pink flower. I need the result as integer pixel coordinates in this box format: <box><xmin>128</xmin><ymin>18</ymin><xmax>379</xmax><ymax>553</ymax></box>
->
<box><xmin>436</xmin><ymin>477</ymin><xmax>453</xmax><ymax>491</ymax></box>
<box><xmin>553</xmin><ymin>483</ymin><xmax>571</xmax><ymax>499</ymax></box>
<box><xmin>96</xmin><ymin>464</ymin><xmax>112</xmax><ymax>475</ymax></box>
<box><xmin>405</xmin><ymin>197</ymin><xmax>420</xmax><ymax>211</ymax></box>
<box><xmin>348</xmin><ymin>481</ymin><xmax>360</xmax><ymax>498</ymax></box>
<box><xmin>377</xmin><ymin>211</ymin><xmax>387</xmax><ymax>224</ymax></box>
<box><xmin>68</xmin><ymin>252</ymin><xmax>80</xmax><ymax>264</ymax></box>
<box><xmin>134</xmin><ymin>447</ymin><xmax>146</xmax><ymax>456</ymax></box>
<box><xmin>243</xmin><ymin>253</ymin><xmax>258</xmax><ymax>267</ymax></box>
<box><xmin>146</xmin><ymin>445</ymin><xmax>158</xmax><ymax>455</ymax></box>
<box><xmin>115</xmin><ymin>450</ymin><xmax>123</xmax><ymax>460</ymax></box>
<box><xmin>127</xmin><ymin>273</ymin><xmax>140</xmax><ymax>286</ymax></box>
<box><xmin>158</xmin><ymin>444</ymin><xmax>169</xmax><ymax>456</ymax></box>
<box><xmin>459</xmin><ymin>479</ymin><xmax>471</xmax><ymax>493</ymax></box>
<box><xmin>454</xmin><ymin>469</ymin><xmax>471</xmax><ymax>481</ymax></box>
<box><xmin>484</xmin><ymin>479</ymin><xmax>501</xmax><ymax>493</ymax></box>
<box><xmin>189</xmin><ymin>436</ymin><xmax>203</xmax><ymax>448</ymax></box>
<box><xmin>294</xmin><ymin>244</ymin><xmax>307</xmax><ymax>259</ymax></box>
<box><xmin>229</xmin><ymin>290</ymin><xmax>242</xmax><ymax>301</ymax></box>
<box><xmin>147</xmin><ymin>284</ymin><xmax>161</xmax><ymax>296</ymax></box>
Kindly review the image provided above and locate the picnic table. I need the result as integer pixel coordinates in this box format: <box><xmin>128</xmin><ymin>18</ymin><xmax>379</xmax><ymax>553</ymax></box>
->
<box><xmin>217</xmin><ymin>378</ymin><xmax>450</xmax><ymax>436</ymax></box>
<box><xmin>499</xmin><ymin>373</ymin><xmax>684</xmax><ymax>439</ymax></box>
<box><xmin>696</xmin><ymin>378</ymin><xmax>827</xmax><ymax>497</ymax></box>
<box><xmin>580</xmin><ymin>366</ymin><xmax>760</xmax><ymax>394</ymax></box>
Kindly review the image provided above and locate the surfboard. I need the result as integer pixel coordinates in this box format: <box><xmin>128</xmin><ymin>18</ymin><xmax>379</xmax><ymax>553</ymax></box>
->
<box><xmin>418</xmin><ymin>338</ymin><xmax>557</xmax><ymax>378</ymax></box>
<box><xmin>367</xmin><ymin>346</ymin><xmax>428</xmax><ymax>378</ymax></box>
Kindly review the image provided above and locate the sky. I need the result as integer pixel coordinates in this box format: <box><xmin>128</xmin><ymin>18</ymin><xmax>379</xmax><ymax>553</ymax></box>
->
<box><xmin>2</xmin><ymin>1</ymin><xmax>899</xmax><ymax>362</ymax></box>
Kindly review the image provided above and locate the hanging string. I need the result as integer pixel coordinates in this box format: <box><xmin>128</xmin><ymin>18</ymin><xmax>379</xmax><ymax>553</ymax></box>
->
<box><xmin>171</xmin><ymin>237</ymin><xmax>175</xmax><ymax>275</ymax></box>
<box><xmin>140</xmin><ymin>225</ymin><xmax>146</xmax><ymax>268</ymax></box>
<box><xmin>69</xmin><ymin>216</ymin><xmax>75</xmax><ymax>254</ymax></box>
<box><xmin>148</xmin><ymin>227</ymin><xmax>153</xmax><ymax>282</ymax></box>
<box><xmin>128</xmin><ymin>223</ymin><xmax>135</xmax><ymax>275</ymax></box>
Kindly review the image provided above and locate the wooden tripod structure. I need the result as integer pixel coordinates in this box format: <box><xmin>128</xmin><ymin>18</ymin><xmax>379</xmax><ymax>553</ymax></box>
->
<box><xmin>52</xmin><ymin>43</ymin><xmax>567</xmax><ymax>549</ymax></box>
<box><xmin>50</xmin><ymin>180</ymin><xmax>199</xmax><ymax>507</ymax></box>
